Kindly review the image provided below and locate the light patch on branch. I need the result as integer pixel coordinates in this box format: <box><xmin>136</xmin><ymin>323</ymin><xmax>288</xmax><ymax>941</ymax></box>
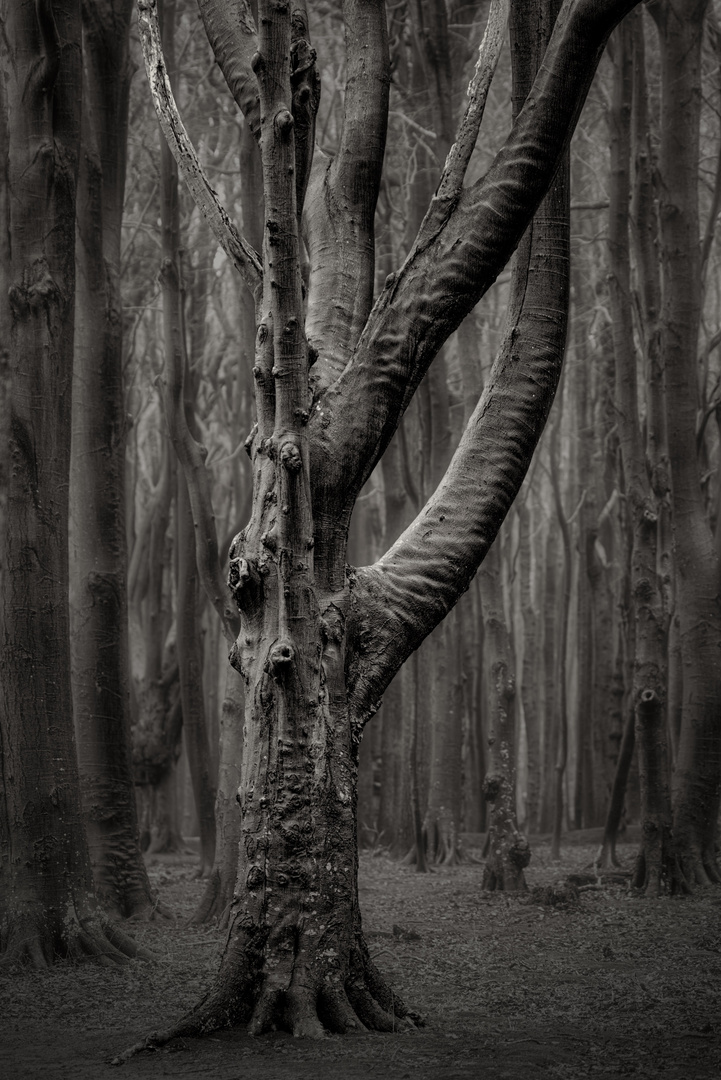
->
<box><xmin>137</xmin><ymin>0</ymin><xmax>262</xmax><ymax>297</ymax></box>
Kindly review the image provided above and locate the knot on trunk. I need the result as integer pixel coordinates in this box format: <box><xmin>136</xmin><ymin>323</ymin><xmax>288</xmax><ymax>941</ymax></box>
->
<box><xmin>510</xmin><ymin>835</ymin><xmax>531</xmax><ymax>868</ymax></box>
<box><xmin>268</xmin><ymin>639</ymin><xmax>294</xmax><ymax>678</ymax></box>
<box><xmin>228</xmin><ymin>556</ymin><xmax>260</xmax><ymax>614</ymax></box>
<box><xmin>280</xmin><ymin>441</ymin><xmax>302</xmax><ymax>472</ymax></box>
<box><xmin>246</xmin><ymin>865</ymin><xmax>265</xmax><ymax>891</ymax></box>
<box><xmin>482</xmin><ymin>773</ymin><xmax>503</xmax><ymax>802</ymax></box>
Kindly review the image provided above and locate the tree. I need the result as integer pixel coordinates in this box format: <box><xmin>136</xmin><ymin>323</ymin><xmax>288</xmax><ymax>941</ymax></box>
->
<box><xmin>70</xmin><ymin>0</ymin><xmax>160</xmax><ymax>919</ymax></box>
<box><xmin>0</xmin><ymin>0</ymin><xmax>141</xmax><ymax>965</ymax></box>
<box><xmin>649</xmin><ymin>0</ymin><xmax>721</xmax><ymax>886</ymax></box>
<box><xmin>120</xmin><ymin>0</ymin><xmax>641</xmax><ymax>1048</ymax></box>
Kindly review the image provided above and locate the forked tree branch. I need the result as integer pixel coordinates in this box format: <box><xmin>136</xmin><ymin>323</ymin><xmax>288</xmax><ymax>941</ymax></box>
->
<box><xmin>347</xmin><ymin>133</ymin><xmax>570</xmax><ymax>723</ymax></box>
<box><xmin>137</xmin><ymin>0</ymin><xmax>262</xmax><ymax>297</ymax></box>
<box><xmin>308</xmin><ymin>0</ymin><xmax>641</xmax><ymax>534</ymax></box>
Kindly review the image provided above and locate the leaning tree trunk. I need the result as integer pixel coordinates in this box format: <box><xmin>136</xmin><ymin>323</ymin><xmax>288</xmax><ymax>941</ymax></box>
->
<box><xmin>70</xmin><ymin>0</ymin><xmax>159</xmax><ymax>919</ymax></box>
<box><xmin>0</xmin><ymin>0</ymin><xmax>140</xmax><ymax>966</ymax></box>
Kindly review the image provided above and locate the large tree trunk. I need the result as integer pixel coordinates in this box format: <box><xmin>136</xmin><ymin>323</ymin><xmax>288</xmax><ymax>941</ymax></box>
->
<box><xmin>0</xmin><ymin>0</ymin><xmax>139</xmax><ymax>966</ymax></box>
<box><xmin>124</xmin><ymin>0</ymin><xmax>642</xmax><ymax>1051</ymax></box>
<box><xmin>70</xmin><ymin>0</ymin><xmax>158</xmax><ymax>919</ymax></box>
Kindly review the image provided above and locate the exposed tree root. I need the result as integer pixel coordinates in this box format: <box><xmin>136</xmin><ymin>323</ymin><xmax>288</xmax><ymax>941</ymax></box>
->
<box><xmin>0</xmin><ymin>908</ymin><xmax>152</xmax><ymax>970</ymax></box>
<box><xmin>632</xmin><ymin>823</ymin><xmax>690</xmax><ymax>896</ymax></box>
<box><xmin>187</xmin><ymin>867</ymin><xmax>232</xmax><ymax>928</ymax></box>
<box><xmin>594</xmin><ymin>841</ymin><xmax>622</xmax><ymax>871</ymax></box>
<box><xmin>423</xmin><ymin>814</ymin><xmax>466</xmax><ymax>867</ymax></box>
<box><xmin>400</xmin><ymin>843</ymin><xmax>433</xmax><ymax>872</ymax></box>
<box><xmin>675</xmin><ymin>844</ymin><xmax>721</xmax><ymax>890</ymax></box>
<box><xmin>125</xmin><ymin>896</ymin><xmax>175</xmax><ymax>923</ymax></box>
<box><xmin>482</xmin><ymin>832</ymin><xmax>530</xmax><ymax>892</ymax></box>
<box><xmin>111</xmin><ymin>923</ymin><xmax>421</xmax><ymax>1064</ymax></box>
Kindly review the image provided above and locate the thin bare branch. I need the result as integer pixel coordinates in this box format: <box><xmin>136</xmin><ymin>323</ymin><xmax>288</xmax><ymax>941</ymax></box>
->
<box><xmin>137</xmin><ymin>0</ymin><xmax>262</xmax><ymax>297</ymax></box>
<box><xmin>438</xmin><ymin>0</ymin><xmax>509</xmax><ymax>201</ymax></box>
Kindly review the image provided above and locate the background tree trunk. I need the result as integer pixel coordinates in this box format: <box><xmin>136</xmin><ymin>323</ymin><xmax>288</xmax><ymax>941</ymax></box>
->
<box><xmin>70</xmin><ymin>0</ymin><xmax>158</xmax><ymax>919</ymax></box>
<box><xmin>0</xmin><ymin>0</ymin><xmax>139</xmax><ymax>966</ymax></box>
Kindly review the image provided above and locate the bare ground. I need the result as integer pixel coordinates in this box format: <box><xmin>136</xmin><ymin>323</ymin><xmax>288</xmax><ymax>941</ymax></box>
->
<box><xmin>2</xmin><ymin>834</ymin><xmax>720</xmax><ymax>1080</ymax></box>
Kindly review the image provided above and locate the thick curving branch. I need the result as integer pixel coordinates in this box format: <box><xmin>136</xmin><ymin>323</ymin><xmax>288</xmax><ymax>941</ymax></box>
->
<box><xmin>137</xmin><ymin>0</ymin><xmax>262</xmax><ymax>296</ymax></box>
<box><xmin>304</xmin><ymin>0</ymin><xmax>391</xmax><ymax>393</ymax></box>
<box><xmin>195</xmin><ymin>0</ymin><xmax>261</xmax><ymax>138</ymax></box>
<box><xmin>346</xmin><ymin>107</ymin><xmax>571</xmax><ymax>725</ymax></box>
<box><xmin>309</xmin><ymin>0</ymin><xmax>640</xmax><ymax>542</ymax></box>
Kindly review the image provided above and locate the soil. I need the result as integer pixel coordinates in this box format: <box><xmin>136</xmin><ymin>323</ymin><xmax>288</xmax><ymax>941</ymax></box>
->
<box><xmin>2</xmin><ymin>832</ymin><xmax>720</xmax><ymax>1080</ymax></box>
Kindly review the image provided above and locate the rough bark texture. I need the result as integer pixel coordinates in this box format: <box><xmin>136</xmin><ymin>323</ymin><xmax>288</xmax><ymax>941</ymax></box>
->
<box><xmin>0</xmin><ymin>0</ymin><xmax>142</xmax><ymax>966</ymax></box>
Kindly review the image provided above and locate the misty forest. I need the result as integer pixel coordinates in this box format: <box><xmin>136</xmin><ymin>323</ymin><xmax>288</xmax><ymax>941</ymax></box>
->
<box><xmin>1</xmin><ymin>0</ymin><xmax>721</xmax><ymax>1077</ymax></box>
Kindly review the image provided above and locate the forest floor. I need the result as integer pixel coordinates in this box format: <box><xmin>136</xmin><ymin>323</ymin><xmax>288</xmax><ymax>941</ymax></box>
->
<box><xmin>2</xmin><ymin>831</ymin><xmax>721</xmax><ymax>1080</ymax></box>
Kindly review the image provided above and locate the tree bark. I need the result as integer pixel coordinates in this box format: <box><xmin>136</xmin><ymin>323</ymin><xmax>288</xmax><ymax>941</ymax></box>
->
<box><xmin>70</xmin><ymin>0</ymin><xmax>159</xmax><ymax>920</ymax></box>
<box><xmin>608</xmin><ymin>13</ymin><xmax>684</xmax><ymax>892</ymax></box>
<box><xmin>651</xmin><ymin>0</ymin><xmax>721</xmax><ymax>886</ymax></box>
<box><xmin>0</xmin><ymin>0</ymin><xmax>140</xmax><ymax>966</ymax></box>
<box><xmin>123</xmin><ymin>0</ymin><xmax>642</xmax><ymax>1052</ymax></box>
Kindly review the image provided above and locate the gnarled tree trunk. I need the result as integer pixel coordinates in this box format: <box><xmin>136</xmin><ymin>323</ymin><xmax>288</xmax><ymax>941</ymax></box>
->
<box><xmin>122</xmin><ymin>0</ymin><xmax>642</xmax><ymax>1050</ymax></box>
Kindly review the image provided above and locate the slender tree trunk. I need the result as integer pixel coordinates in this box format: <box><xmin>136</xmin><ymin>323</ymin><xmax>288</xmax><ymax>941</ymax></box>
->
<box><xmin>157</xmin><ymin>0</ymin><xmax>217</xmax><ymax>877</ymax></box>
<box><xmin>481</xmin><ymin>539</ymin><xmax>529</xmax><ymax>890</ymax></box>
<box><xmin>70</xmin><ymin>0</ymin><xmax>158</xmax><ymax>919</ymax></box>
<box><xmin>597</xmin><ymin>706</ymin><xmax>635</xmax><ymax>868</ymax></box>
<box><xmin>189</xmin><ymin>664</ymin><xmax>244</xmax><ymax>926</ymax></box>
<box><xmin>175</xmin><ymin>467</ymin><xmax>217</xmax><ymax>876</ymax></box>
<box><xmin>652</xmin><ymin>0</ymin><xmax>721</xmax><ymax>885</ymax></box>
<box><xmin>519</xmin><ymin>501</ymin><xmax>542</xmax><ymax>833</ymax></box>
<box><xmin>549</xmin><ymin>411</ymin><xmax>572</xmax><ymax>861</ymax></box>
<box><xmin>608</xmin><ymin>14</ymin><xmax>684</xmax><ymax>892</ymax></box>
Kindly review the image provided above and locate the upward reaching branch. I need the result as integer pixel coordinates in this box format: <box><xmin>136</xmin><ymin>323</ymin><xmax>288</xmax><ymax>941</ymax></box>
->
<box><xmin>304</xmin><ymin>0</ymin><xmax>391</xmax><ymax>392</ymax></box>
<box><xmin>309</xmin><ymin>0</ymin><xmax>640</xmax><ymax>543</ymax></box>
<box><xmin>347</xmin><ymin>125</ymin><xmax>570</xmax><ymax>722</ymax></box>
<box><xmin>408</xmin><ymin>0</ymin><xmax>509</xmax><ymax>260</ymax></box>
